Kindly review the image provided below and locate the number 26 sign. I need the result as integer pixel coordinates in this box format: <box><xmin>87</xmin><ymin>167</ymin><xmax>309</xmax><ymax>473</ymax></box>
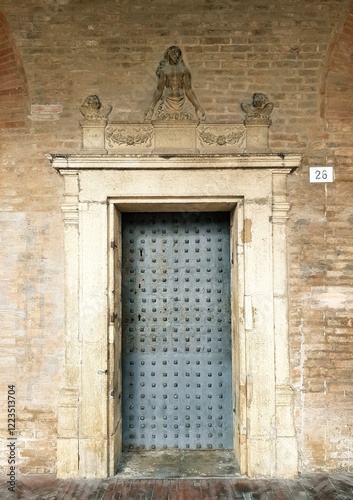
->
<box><xmin>309</xmin><ymin>166</ymin><xmax>334</xmax><ymax>183</ymax></box>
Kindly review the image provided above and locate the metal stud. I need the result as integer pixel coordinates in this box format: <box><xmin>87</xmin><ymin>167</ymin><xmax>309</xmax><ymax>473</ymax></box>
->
<box><xmin>121</xmin><ymin>211</ymin><xmax>232</xmax><ymax>450</ymax></box>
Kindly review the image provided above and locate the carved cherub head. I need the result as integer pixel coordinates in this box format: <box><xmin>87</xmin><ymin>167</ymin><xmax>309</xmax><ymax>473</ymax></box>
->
<box><xmin>252</xmin><ymin>93</ymin><xmax>269</xmax><ymax>109</ymax></box>
<box><xmin>85</xmin><ymin>94</ymin><xmax>101</xmax><ymax>109</ymax></box>
<box><xmin>241</xmin><ymin>92</ymin><xmax>274</xmax><ymax>124</ymax></box>
<box><xmin>80</xmin><ymin>94</ymin><xmax>112</xmax><ymax>121</ymax></box>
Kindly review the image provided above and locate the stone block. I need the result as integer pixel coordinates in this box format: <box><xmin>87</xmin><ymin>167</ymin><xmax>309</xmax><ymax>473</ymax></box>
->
<box><xmin>57</xmin><ymin>439</ymin><xmax>79</xmax><ymax>478</ymax></box>
<box><xmin>81</xmin><ymin>122</ymin><xmax>107</xmax><ymax>154</ymax></box>
<box><xmin>245</xmin><ymin>124</ymin><xmax>271</xmax><ymax>153</ymax></box>
<box><xmin>152</xmin><ymin>120</ymin><xmax>199</xmax><ymax>154</ymax></box>
<box><xmin>105</xmin><ymin>124</ymin><xmax>153</xmax><ymax>153</ymax></box>
<box><xmin>275</xmin><ymin>437</ymin><xmax>299</xmax><ymax>477</ymax></box>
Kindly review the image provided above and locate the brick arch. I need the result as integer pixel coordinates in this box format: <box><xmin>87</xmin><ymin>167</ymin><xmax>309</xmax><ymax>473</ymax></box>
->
<box><xmin>321</xmin><ymin>2</ymin><xmax>353</xmax><ymax>149</ymax></box>
<box><xmin>0</xmin><ymin>12</ymin><xmax>28</xmax><ymax>129</ymax></box>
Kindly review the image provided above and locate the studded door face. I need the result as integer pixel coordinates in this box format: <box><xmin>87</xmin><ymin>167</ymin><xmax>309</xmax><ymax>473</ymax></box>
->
<box><xmin>121</xmin><ymin>212</ymin><xmax>233</xmax><ymax>450</ymax></box>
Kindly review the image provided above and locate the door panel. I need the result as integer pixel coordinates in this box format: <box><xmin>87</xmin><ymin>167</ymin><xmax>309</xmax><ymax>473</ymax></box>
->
<box><xmin>121</xmin><ymin>212</ymin><xmax>233</xmax><ymax>450</ymax></box>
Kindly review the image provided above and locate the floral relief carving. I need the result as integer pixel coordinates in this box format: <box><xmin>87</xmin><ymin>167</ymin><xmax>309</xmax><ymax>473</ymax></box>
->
<box><xmin>198</xmin><ymin>126</ymin><xmax>245</xmax><ymax>148</ymax></box>
<box><xmin>105</xmin><ymin>126</ymin><xmax>153</xmax><ymax>148</ymax></box>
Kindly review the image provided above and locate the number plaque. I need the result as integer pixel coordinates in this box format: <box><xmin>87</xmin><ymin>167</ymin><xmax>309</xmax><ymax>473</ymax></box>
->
<box><xmin>309</xmin><ymin>166</ymin><xmax>334</xmax><ymax>183</ymax></box>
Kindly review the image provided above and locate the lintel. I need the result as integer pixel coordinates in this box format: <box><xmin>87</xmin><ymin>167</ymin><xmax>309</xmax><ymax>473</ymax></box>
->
<box><xmin>48</xmin><ymin>153</ymin><xmax>301</xmax><ymax>172</ymax></box>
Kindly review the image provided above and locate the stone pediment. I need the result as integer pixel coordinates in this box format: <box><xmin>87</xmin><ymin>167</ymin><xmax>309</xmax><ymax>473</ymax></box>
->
<box><xmin>103</xmin><ymin>122</ymin><xmax>246</xmax><ymax>154</ymax></box>
<box><xmin>51</xmin><ymin>56</ymin><xmax>300</xmax><ymax>478</ymax></box>
<box><xmin>79</xmin><ymin>94</ymin><xmax>273</xmax><ymax>155</ymax></box>
<box><xmin>79</xmin><ymin>46</ymin><xmax>274</xmax><ymax>156</ymax></box>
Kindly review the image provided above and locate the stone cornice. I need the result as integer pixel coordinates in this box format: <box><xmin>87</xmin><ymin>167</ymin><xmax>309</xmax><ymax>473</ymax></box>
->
<box><xmin>48</xmin><ymin>153</ymin><xmax>301</xmax><ymax>172</ymax></box>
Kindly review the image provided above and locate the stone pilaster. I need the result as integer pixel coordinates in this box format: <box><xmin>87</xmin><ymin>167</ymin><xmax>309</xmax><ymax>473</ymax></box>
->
<box><xmin>57</xmin><ymin>167</ymin><xmax>80</xmax><ymax>478</ymax></box>
<box><xmin>272</xmin><ymin>168</ymin><xmax>298</xmax><ymax>477</ymax></box>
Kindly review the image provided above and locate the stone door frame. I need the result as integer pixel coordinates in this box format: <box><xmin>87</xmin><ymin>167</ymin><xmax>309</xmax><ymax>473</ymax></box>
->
<box><xmin>51</xmin><ymin>153</ymin><xmax>301</xmax><ymax>479</ymax></box>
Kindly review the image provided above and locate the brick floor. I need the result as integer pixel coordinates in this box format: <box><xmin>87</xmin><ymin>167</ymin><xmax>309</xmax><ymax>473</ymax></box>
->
<box><xmin>1</xmin><ymin>473</ymin><xmax>353</xmax><ymax>499</ymax></box>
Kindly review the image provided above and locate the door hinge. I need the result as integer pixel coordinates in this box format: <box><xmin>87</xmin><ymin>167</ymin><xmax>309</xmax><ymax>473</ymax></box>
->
<box><xmin>110</xmin><ymin>240</ymin><xmax>117</xmax><ymax>249</ymax></box>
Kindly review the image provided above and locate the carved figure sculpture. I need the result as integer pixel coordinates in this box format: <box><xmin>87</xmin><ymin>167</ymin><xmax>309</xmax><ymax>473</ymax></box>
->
<box><xmin>79</xmin><ymin>94</ymin><xmax>112</xmax><ymax>122</ymax></box>
<box><xmin>241</xmin><ymin>93</ymin><xmax>273</xmax><ymax>125</ymax></box>
<box><xmin>145</xmin><ymin>46</ymin><xmax>205</xmax><ymax>121</ymax></box>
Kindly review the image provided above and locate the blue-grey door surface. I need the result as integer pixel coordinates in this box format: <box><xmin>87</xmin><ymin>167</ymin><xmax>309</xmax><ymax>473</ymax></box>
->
<box><xmin>122</xmin><ymin>212</ymin><xmax>233</xmax><ymax>450</ymax></box>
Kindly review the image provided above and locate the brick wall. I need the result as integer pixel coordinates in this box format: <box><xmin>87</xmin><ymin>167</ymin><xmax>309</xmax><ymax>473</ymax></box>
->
<box><xmin>0</xmin><ymin>0</ymin><xmax>352</xmax><ymax>475</ymax></box>
<box><xmin>0</xmin><ymin>13</ymin><xmax>28</xmax><ymax>130</ymax></box>
<box><xmin>288</xmin><ymin>2</ymin><xmax>353</xmax><ymax>471</ymax></box>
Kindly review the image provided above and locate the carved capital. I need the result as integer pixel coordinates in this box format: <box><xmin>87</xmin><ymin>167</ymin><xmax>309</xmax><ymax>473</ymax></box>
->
<box><xmin>61</xmin><ymin>170</ymin><xmax>79</xmax><ymax>196</ymax></box>
<box><xmin>271</xmin><ymin>169</ymin><xmax>292</xmax><ymax>223</ymax></box>
<box><xmin>276</xmin><ymin>385</ymin><xmax>294</xmax><ymax>406</ymax></box>
<box><xmin>59</xmin><ymin>387</ymin><xmax>79</xmax><ymax>406</ymax></box>
<box><xmin>272</xmin><ymin>201</ymin><xmax>291</xmax><ymax>224</ymax></box>
<box><xmin>62</xmin><ymin>204</ymin><xmax>79</xmax><ymax>225</ymax></box>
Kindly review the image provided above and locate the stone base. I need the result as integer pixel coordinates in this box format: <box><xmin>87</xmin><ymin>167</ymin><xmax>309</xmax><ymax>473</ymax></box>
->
<box><xmin>152</xmin><ymin>120</ymin><xmax>199</xmax><ymax>154</ymax></box>
<box><xmin>245</xmin><ymin>124</ymin><xmax>271</xmax><ymax>153</ymax></box>
<box><xmin>81</xmin><ymin>121</ymin><xmax>107</xmax><ymax>153</ymax></box>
